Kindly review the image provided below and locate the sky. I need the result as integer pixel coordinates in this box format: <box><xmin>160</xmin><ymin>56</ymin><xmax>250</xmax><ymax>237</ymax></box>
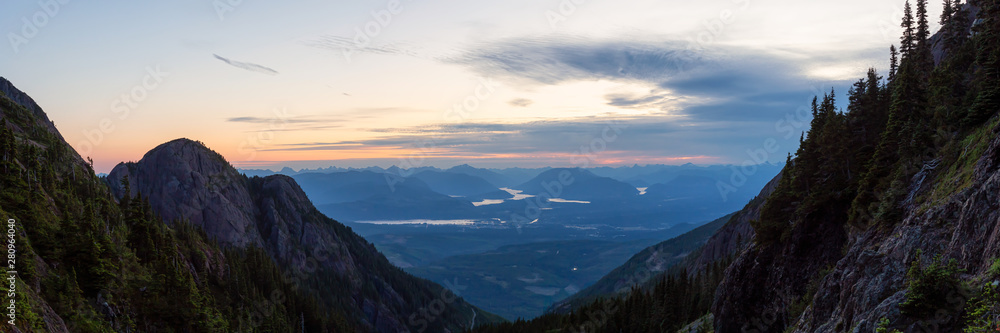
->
<box><xmin>0</xmin><ymin>0</ymin><xmax>941</xmax><ymax>173</ymax></box>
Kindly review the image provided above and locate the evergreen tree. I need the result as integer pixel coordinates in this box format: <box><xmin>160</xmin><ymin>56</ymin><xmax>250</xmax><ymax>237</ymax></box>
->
<box><xmin>966</xmin><ymin>0</ymin><xmax>1000</xmax><ymax>125</ymax></box>
<box><xmin>941</xmin><ymin>0</ymin><xmax>954</xmax><ymax>27</ymax></box>
<box><xmin>890</xmin><ymin>45</ymin><xmax>900</xmax><ymax>83</ymax></box>
<box><xmin>916</xmin><ymin>0</ymin><xmax>935</xmax><ymax>71</ymax></box>
<box><xmin>901</xmin><ymin>1</ymin><xmax>917</xmax><ymax>56</ymax></box>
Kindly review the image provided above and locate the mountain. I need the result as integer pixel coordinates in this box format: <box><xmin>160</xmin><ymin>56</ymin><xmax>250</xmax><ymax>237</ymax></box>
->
<box><xmin>3</xmin><ymin>79</ymin><xmax>368</xmax><ymax>332</ymax></box>
<box><xmin>491</xmin><ymin>167</ymin><xmax>547</xmax><ymax>186</ymax></box>
<box><xmin>292</xmin><ymin>170</ymin><xmax>438</xmax><ymax>204</ymax></box>
<box><xmin>712</xmin><ymin>4</ymin><xmax>997</xmax><ymax>331</ymax></box>
<box><xmin>290</xmin><ymin>171</ymin><xmax>481</xmax><ymax>220</ymax></box>
<box><xmin>642</xmin><ymin>175</ymin><xmax>721</xmax><ymax>200</ymax></box>
<box><xmin>446</xmin><ymin>164</ymin><xmax>516</xmax><ymax>188</ymax></box>
<box><xmin>628</xmin><ymin>164</ymin><xmax>783</xmax><ymax>204</ymax></box>
<box><xmin>550</xmin><ymin>173</ymin><xmax>780</xmax><ymax>313</ymax></box>
<box><xmin>0</xmin><ymin>78</ymin><xmax>64</xmax><ymax>143</ymax></box>
<box><xmin>105</xmin><ymin>138</ymin><xmax>500</xmax><ymax>331</ymax></box>
<box><xmin>514</xmin><ymin>168</ymin><xmax>639</xmax><ymax>201</ymax></box>
<box><xmin>472</xmin><ymin>171</ymin><xmax>780</xmax><ymax>333</ymax></box>
<box><xmin>477</xmin><ymin>3</ymin><xmax>998</xmax><ymax>331</ymax></box>
<box><xmin>411</xmin><ymin>170</ymin><xmax>501</xmax><ymax>197</ymax></box>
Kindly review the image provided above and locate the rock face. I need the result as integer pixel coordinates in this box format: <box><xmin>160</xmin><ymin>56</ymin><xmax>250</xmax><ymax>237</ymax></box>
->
<box><xmin>105</xmin><ymin>138</ymin><xmax>489</xmax><ymax>332</ymax></box>
<box><xmin>800</xmin><ymin>121</ymin><xmax>1000</xmax><ymax>333</ymax></box>
<box><xmin>712</xmin><ymin>121</ymin><xmax>1000</xmax><ymax>333</ymax></box>
<box><xmin>108</xmin><ymin>139</ymin><xmax>260</xmax><ymax>247</ymax></box>
<box><xmin>711</xmin><ymin>5</ymin><xmax>994</xmax><ymax>332</ymax></box>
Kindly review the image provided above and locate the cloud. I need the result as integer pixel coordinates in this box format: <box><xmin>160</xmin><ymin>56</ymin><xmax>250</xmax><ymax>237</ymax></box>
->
<box><xmin>213</xmin><ymin>54</ymin><xmax>279</xmax><ymax>75</ymax></box>
<box><xmin>260</xmin><ymin>115</ymin><xmax>791</xmax><ymax>165</ymax></box>
<box><xmin>284</xmin><ymin>35</ymin><xmax>881</xmax><ymax>167</ymax></box>
<box><xmin>508</xmin><ymin>98</ymin><xmax>534</xmax><ymax>107</ymax></box>
<box><xmin>447</xmin><ymin>36</ymin><xmax>701</xmax><ymax>85</ymax></box>
<box><xmin>450</xmin><ymin>36</ymin><xmax>871</xmax><ymax>119</ymax></box>
<box><xmin>604</xmin><ymin>89</ymin><xmax>678</xmax><ymax>111</ymax></box>
<box><xmin>226</xmin><ymin>115</ymin><xmax>345</xmax><ymax>132</ymax></box>
<box><xmin>306</xmin><ymin>35</ymin><xmax>423</xmax><ymax>59</ymax></box>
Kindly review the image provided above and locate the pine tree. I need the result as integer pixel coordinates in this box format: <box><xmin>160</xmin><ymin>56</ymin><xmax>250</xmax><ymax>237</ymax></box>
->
<box><xmin>941</xmin><ymin>0</ymin><xmax>954</xmax><ymax>27</ymax></box>
<box><xmin>890</xmin><ymin>45</ymin><xmax>900</xmax><ymax>83</ymax></box>
<box><xmin>917</xmin><ymin>0</ymin><xmax>931</xmax><ymax>43</ymax></box>
<box><xmin>965</xmin><ymin>0</ymin><xmax>1000</xmax><ymax>125</ymax></box>
<box><xmin>901</xmin><ymin>1</ymin><xmax>917</xmax><ymax>56</ymax></box>
<box><xmin>915</xmin><ymin>0</ymin><xmax>935</xmax><ymax>72</ymax></box>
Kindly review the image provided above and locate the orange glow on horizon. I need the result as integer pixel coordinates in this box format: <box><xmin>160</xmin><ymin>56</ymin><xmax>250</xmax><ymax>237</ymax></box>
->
<box><xmin>226</xmin><ymin>147</ymin><xmax>723</xmax><ymax>170</ymax></box>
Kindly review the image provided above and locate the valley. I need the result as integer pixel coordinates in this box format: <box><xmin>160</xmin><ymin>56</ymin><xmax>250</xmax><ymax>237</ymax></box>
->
<box><xmin>250</xmin><ymin>163</ymin><xmax>781</xmax><ymax>319</ymax></box>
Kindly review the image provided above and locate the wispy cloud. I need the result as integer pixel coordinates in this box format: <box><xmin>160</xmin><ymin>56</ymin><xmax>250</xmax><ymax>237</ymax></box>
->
<box><xmin>258</xmin><ymin>116</ymin><xmax>779</xmax><ymax>165</ymax></box>
<box><xmin>306</xmin><ymin>35</ymin><xmax>423</xmax><ymax>58</ymax></box>
<box><xmin>508</xmin><ymin>98</ymin><xmax>534</xmax><ymax>107</ymax></box>
<box><xmin>213</xmin><ymin>54</ymin><xmax>279</xmax><ymax>75</ymax></box>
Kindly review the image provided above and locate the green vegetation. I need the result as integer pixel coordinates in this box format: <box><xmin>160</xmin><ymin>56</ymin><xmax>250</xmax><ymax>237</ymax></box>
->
<box><xmin>876</xmin><ymin>317</ymin><xmax>903</xmax><ymax>333</ymax></box>
<box><xmin>1</xmin><ymin>82</ymin><xmax>509</xmax><ymax>331</ymax></box>
<box><xmin>921</xmin><ymin>116</ymin><xmax>1000</xmax><ymax>210</ymax></box>
<box><xmin>752</xmin><ymin>0</ymin><xmax>1000</xmax><ymax>244</ymax></box>
<box><xmin>964</xmin><ymin>281</ymin><xmax>1000</xmax><ymax>332</ymax></box>
<box><xmin>468</xmin><ymin>260</ymin><xmax>729</xmax><ymax>333</ymax></box>
<box><xmin>1</xmin><ymin>94</ymin><xmax>354</xmax><ymax>331</ymax></box>
<box><xmin>900</xmin><ymin>251</ymin><xmax>967</xmax><ymax>318</ymax></box>
<box><xmin>407</xmin><ymin>239</ymin><xmax>659</xmax><ymax>320</ymax></box>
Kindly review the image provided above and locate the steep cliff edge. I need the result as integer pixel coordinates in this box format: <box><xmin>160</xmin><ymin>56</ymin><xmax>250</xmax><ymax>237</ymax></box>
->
<box><xmin>713</xmin><ymin>2</ymin><xmax>1000</xmax><ymax>331</ymax></box>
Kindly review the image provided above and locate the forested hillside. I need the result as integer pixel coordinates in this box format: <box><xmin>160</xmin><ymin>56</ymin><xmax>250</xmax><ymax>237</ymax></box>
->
<box><xmin>0</xmin><ymin>78</ymin><xmax>500</xmax><ymax>332</ymax></box>
<box><xmin>718</xmin><ymin>0</ymin><xmax>1000</xmax><ymax>331</ymax></box>
<box><xmin>471</xmin><ymin>0</ymin><xmax>1000</xmax><ymax>332</ymax></box>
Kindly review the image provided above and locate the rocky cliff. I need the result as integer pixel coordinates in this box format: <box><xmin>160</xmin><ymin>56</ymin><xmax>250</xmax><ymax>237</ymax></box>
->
<box><xmin>108</xmin><ymin>139</ymin><xmax>261</xmax><ymax>247</ymax></box>
<box><xmin>712</xmin><ymin>2</ymin><xmax>1000</xmax><ymax>331</ymax></box>
<box><xmin>106</xmin><ymin>138</ymin><xmax>499</xmax><ymax>332</ymax></box>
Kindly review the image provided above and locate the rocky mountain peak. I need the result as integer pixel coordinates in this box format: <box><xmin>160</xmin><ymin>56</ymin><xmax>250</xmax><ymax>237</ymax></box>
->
<box><xmin>108</xmin><ymin>138</ymin><xmax>260</xmax><ymax>247</ymax></box>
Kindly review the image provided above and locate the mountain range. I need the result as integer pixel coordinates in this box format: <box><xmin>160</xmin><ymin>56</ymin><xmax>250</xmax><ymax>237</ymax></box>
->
<box><xmin>0</xmin><ymin>78</ymin><xmax>502</xmax><ymax>332</ymax></box>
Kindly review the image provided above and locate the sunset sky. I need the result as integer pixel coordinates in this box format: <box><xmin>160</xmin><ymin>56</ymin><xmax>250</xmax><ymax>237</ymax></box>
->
<box><xmin>0</xmin><ymin>0</ymin><xmax>938</xmax><ymax>173</ymax></box>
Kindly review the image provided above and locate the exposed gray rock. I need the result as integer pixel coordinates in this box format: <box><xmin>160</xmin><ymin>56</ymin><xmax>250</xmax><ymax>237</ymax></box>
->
<box><xmin>108</xmin><ymin>138</ymin><xmax>261</xmax><ymax>247</ymax></box>
<box><xmin>713</xmin><ymin>119</ymin><xmax>1000</xmax><ymax>333</ymax></box>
